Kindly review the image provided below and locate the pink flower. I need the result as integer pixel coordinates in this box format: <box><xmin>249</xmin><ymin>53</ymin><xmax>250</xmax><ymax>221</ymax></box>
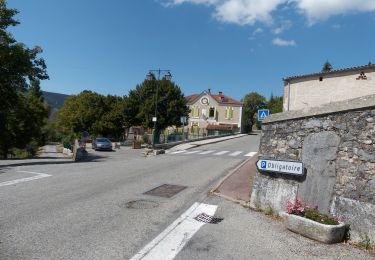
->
<box><xmin>297</xmin><ymin>207</ymin><xmax>304</xmax><ymax>212</ymax></box>
<box><xmin>295</xmin><ymin>199</ymin><xmax>302</xmax><ymax>208</ymax></box>
<box><xmin>286</xmin><ymin>201</ymin><xmax>293</xmax><ymax>214</ymax></box>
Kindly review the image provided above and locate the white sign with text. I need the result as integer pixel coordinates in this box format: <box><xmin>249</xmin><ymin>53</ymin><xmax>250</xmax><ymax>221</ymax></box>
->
<box><xmin>256</xmin><ymin>159</ymin><xmax>304</xmax><ymax>176</ymax></box>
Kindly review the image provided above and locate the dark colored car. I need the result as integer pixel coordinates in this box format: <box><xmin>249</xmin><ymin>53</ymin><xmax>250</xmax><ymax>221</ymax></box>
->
<box><xmin>92</xmin><ymin>137</ymin><xmax>112</xmax><ymax>151</ymax></box>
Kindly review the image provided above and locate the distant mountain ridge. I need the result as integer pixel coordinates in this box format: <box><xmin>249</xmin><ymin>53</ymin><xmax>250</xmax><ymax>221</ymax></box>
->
<box><xmin>42</xmin><ymin>91</ymin><xmax>70</xmax><ymax>120</ymax></box>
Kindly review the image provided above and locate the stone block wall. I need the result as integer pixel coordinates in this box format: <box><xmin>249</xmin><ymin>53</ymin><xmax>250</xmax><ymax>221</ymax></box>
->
<box><xmin>250</xmin><ymin>95</ymin><xmax>375</xmax><ymax>242</ymax></box>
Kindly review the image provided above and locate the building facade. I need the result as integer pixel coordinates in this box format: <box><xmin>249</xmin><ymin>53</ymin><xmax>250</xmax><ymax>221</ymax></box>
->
<box><xmin>283</xmin><ymin>63</ymin><xmax>375</xmax><ymax>111</ymax></box>
<box><xmin>185</xmin><ymin>90</ymin><xmax>243</xmax><ymax>135</ymax></box>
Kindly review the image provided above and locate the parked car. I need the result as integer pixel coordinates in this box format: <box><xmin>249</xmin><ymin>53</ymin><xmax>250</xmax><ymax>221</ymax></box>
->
<box><xmin>92</xmin><ymin>137</ymin><xmax>112</xmax><ymax>151</ymax></box>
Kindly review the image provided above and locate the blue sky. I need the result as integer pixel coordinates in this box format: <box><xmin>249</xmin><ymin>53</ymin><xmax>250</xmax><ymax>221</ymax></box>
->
<box><xmin>8</xmin><ymin>0</ymin><xmax>375</xmax><ymax>101</ymax></box>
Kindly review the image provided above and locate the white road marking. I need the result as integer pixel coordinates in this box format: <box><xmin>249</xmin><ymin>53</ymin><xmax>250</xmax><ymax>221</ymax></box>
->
<box><xmin>229</xmin><ymin>151</ymin><xmax>243</xmax><ymax>156</ymax></box>
<box><xmin>244</xmin><ymin>152</ymin><xmax>257</xmax><ymax>157</ymax></box>
<box><xmin>184</xmin><ymin>150</ymin><xmax>202</xmax><ymax>155</ymax></box>
<box><xmin>198</xmin><ymin>150</ymin><xmax>215</xmax><ymax>155</ymax></box>
<box><xmin>0</xmin><ymin>171</ymin><xmax>51</xmax><ymax>187</ymax></box>
<box><xmin>170</xmin><ymin>150</ymin><xmax>187</xmax><ymax>154</ymax></box>
<box><xmin>130</xmin><ymin>202</ymin><xmax>217</xmax><ymax>260</ymax></box>
<box><xmin>214</xmin><ymin>151</ymin><xmax>229</xmax><ymax>156</ymax></box>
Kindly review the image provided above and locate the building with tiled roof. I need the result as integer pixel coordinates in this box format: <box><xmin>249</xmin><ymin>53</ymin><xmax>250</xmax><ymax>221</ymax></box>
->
<box><xmin>283</xmin><ymin>63</ymin><xmax>375</xmax><ymax>111</ymax></box>
<box><xmin>185</xmin><ymin>90</ymin><xmax>243</xmax><ymax>135</ymax></box>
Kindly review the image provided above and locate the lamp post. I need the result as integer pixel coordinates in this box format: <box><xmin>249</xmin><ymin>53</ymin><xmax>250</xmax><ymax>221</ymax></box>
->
<box><xmin>146</xmin><ymin>69</ymin><xmax>172</xmax><ymax>148</ymax></box>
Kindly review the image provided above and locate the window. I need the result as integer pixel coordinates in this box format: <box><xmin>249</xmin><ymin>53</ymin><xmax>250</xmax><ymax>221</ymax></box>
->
<box><xmin>192</xmin><ymin>106</ymin><xmax>199</xmax><ymax>118</ymax></box>
<box><xmin>209</xmin><ymin>107</ymin><xmax>215</xmax><ymax>118</ymax></box>
<box><xmin>225</xmin><ymin>107</ymin><xmax>234</xmax><ymax>120</ymax></box>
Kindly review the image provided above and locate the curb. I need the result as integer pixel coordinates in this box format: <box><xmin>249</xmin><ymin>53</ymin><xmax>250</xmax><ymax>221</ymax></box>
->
<box><xmin>171</xmin><ymin>134</ymin><xmax>250</xmax><ymax>151</ymax></box>
<box><xmin>210</xmin><ymin>156</ymin><xmax>253</xmax><ymax>193</ymax></box>
<box><xmin>209</xmin><ymin>153</ymin><xmax>258</xmax><ymax>206</ymax></box>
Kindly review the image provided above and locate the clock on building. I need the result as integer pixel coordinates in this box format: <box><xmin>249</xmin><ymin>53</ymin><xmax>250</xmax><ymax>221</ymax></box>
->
<box><xmin>200</xmin><ymin>97</ymin><xmax>209</xmax><ymax>105</ymax></box>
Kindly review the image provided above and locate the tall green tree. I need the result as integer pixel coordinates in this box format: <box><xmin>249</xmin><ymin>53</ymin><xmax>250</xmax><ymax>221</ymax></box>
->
<box><xmin>55</xmin><ymin>91</ymin><xmax>127</xmax><ymax>140</ymax></box>
<box><xmin>322</xmin><ymin>60</ymin><xmax>333</xmax><ymax>72</ymax></box>
<box><xmin>125</xmin><ymin>78</ymin><xmax>189</xmax><ymax>138</ymax></box>
<box><xmin>267</xmin><ymin>94</ymin><xmax>283</xmax><ymax>114</ymax></box>
<box><xmin>0</xmin><ymin>1</ymin><xmax>49</xmax><ymax>158</ymax></box>
<box><xmin>242</xmin><ymin>92</ymin><xmax>266</xmax><ymax>133</ymax></box>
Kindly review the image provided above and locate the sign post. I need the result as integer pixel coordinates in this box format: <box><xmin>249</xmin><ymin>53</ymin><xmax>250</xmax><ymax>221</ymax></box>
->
<box><xmin>180</xmin><ymin>116</ymin><xmax>187</xmax><ymax>141</ymax></box>
<box><xmin>257</xmin><ymin>109</ymin><xmax>270</xmax><ymax>122</ymax></box>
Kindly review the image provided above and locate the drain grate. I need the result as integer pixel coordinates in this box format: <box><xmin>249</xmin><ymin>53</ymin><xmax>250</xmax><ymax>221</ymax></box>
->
<box><xmin>194</xmin><ymin>213</ymin><xmax>223</xmax><ymax>224</ymax></box>
<box><xmin>144</xmin><ymin>184</ymin><xmax>187</xmax><ymax>198</ymax></box>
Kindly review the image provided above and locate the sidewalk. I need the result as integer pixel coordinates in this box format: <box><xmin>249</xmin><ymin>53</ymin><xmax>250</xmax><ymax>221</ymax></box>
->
<box><xmin>167</xmin><ymin>134</ymin><xmax>247</xmax><ymax>152</ymax></box>
<box><xmin>211</xmin><ymin>154</ymin><xmax>258</xmax><ymax>203</ymax></box>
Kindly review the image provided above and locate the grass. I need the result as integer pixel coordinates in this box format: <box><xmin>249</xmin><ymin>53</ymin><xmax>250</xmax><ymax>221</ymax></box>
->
<box><xmin>359</xmin><ymin>233</ymin><xmax>374</xmax><ymax>251</ymax></box>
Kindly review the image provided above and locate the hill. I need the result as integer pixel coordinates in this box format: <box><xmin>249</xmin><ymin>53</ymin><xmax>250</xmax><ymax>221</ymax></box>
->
<box><xmin>42</xmin><ymin>91</ymin><xmax>70</xmax><ymax>121</ymax></box>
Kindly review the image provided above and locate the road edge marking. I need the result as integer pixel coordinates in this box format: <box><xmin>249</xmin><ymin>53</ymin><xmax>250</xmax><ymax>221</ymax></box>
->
<box><xmin>0</xmin><ymin>171</ymin><xmax>51</xmax><ymax>187</ymax></box>
<box><xmin>130</xmin><ymin>202</ymin><xmax>217</xmax><ymax>260</ymax></box>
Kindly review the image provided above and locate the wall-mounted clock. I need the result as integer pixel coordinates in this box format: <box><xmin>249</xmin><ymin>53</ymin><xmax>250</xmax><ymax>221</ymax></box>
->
<box><xmin>200</xmin><ymin>97</ymin><xmax>209</xmax><ymax>105</ymax></box>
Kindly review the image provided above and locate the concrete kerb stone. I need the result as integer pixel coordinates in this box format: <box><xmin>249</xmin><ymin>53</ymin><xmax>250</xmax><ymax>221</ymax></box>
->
<box><xmin>168</xmin><ymin>134</ymin><xmax>248</xmax><ymax>152</ymax></box>
<box><xmin>210</xmin><ymin>155</ymin><xmax>256</xmax><ymax>206</ymax></box>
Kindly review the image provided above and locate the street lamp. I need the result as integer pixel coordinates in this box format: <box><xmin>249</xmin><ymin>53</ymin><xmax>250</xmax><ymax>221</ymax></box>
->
<box><xmin>146</xmin><ymin>69</ymin><xmax>172</xmax><ymax>148</ymax></box>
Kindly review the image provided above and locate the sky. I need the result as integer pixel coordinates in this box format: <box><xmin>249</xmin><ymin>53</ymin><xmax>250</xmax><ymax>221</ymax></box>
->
<box><xmin>8</xmin><ymin>0</ymin><xmax>375</xmax><ymax>101</ymax></box>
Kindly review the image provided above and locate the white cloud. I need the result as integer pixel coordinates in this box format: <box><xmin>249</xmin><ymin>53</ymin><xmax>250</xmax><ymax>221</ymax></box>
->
<box><xmin>249</xmin><ymin>27</ymin><xmax>263</xmax><ymax>39</ymax></box>
<box><xmin>165</xmin><ymin>0</ymin><xmax>375</xmax><ymax>26</ymax></box>
<box><xmin>293</xmin><ymin>0</ymin><xmax>375</xmax><ymax>24</ymax></box>
<box><xmin>213</xmin><ymin>0</ymin><xmax>285</xmax><ymax>25</ymax></box>
<box><xmin>272</xmin><ymin>20</ymin><xmax>292</xmax><ymax>34</ymax></box>
<box><xmin>272</xmin><ymin>37</ymin><xmax>296</xmax><ymax>46</ymax></box>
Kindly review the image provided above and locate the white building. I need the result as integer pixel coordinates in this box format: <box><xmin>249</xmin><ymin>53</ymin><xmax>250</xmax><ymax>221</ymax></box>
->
<box><xmin>283</xmin><ymin>63</ymin><xmax>375</xmax><ymax>111</ymax></box>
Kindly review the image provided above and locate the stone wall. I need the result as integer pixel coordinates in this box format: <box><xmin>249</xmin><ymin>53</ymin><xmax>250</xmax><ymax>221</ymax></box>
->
<box><xmin>250</xmin><ymin>95</ymin><xmax>375</xmax><ymax>242</ymax></box>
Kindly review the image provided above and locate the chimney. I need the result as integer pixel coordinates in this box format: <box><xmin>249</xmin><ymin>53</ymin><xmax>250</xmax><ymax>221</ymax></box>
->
<box><xmin>219</xmin><ymin>91</ymin><xmax>222</xmax><ymax>95</ymax></box>
<box><xmin>208</xmin><ymin>88</ymin><xmax>211</xmax><ymax>93</ymax></box>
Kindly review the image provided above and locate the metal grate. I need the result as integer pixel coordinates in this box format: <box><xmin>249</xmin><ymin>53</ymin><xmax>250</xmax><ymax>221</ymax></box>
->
<box><xmin>194</xmin><ymin>213</ymin><xmax>223</xmax><ymax>224</ymax></box>
<box><xmin>143</xmin><ymin>184</ymin><xmax>187</xmax><ymax>198</ymax></box>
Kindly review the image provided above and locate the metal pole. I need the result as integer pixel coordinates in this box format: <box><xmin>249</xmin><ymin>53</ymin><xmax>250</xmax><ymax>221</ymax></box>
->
<box><xmin>153</xmin><ymin>69</ymin><xmax>161</xmax><ymax>149</ymax></box>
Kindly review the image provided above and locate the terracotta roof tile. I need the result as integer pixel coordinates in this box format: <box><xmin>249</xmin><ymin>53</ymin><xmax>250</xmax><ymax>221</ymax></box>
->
<box><xmin>186</xmin><ymin>92</ymin><xmax>242</xmax><ymax>106</ymax></box>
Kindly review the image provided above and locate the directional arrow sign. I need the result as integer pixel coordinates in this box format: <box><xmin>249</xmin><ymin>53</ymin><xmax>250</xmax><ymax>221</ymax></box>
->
<box><xmin>258</xmin><ymin>109</ymin><xmax>270</xmax><ymax>122</ymax></box>
<box><xmin>256</xmin><ymin>159</ymin><xmax>304</xmax><ymax>176</ymax></box>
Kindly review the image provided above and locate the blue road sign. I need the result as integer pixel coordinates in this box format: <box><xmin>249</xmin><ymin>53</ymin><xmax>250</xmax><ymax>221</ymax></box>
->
<box><xmin>261</xmin><ymin>161</ymin><xmax>267</xmax><ymax>169</ymax></box>
<box><xmin>258</xmin><ymin>109</ymin><xmax>270</xmax><ymax>121</ymax></box>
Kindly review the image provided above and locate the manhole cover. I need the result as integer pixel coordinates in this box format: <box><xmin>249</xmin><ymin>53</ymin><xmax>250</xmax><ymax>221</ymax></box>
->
<box><xmin>194</xmin><ymin>213</ymin><xmax>223</xmax><ymax>224</ymax></box>
<box><xmin>144</xmin><ymin>184</ymin><xmax>187</xmax><ymax>198</ymax></box>
<box><xmin>125</xmin><ymin>200</ymin><xmax>159</xmax><ymax>209</ymax></box>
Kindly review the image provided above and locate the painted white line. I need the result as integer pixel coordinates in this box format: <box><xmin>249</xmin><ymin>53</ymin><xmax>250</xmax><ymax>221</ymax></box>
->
<box><xmin>198</xmin><ymin>150</ymin><xmax>215</xmax><ymax>155</ymax></box>
<box><xmin>130</xmin><ymin>202</ymin><xmax>217</xmax><ymax>260</ymax></box>
<box><xmin>0</xmin><ymin>171</ymin><xmax>51</xmax><ymax>187</ymax></box>
<box><xmin>244</xmin><ymin>152</ymin><xmax>257</xmax><ymax>157</ymax></box>
<box><xmin>170</xmin><ymin>150</ymin><xmax>187</xmax><ymax>154</ymax></box>
<box><xmin>184</xmin><ymin>150</ymin><xmax>202</xmax><ymax>155</ymax></box>
<box><xmin>229</xmin><ymin>151</ymin><xmax>243</xmax><ymax>156</ymax></box>
<box><xmin>214</xmin><ymin>151</ymin><xmax>229</xmax><ymax>156</ymax></box>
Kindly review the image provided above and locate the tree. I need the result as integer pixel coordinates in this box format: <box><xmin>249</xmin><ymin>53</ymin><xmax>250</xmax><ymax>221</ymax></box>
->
<box><xmin>242</xmin><ymin>92</ymin><xmax>266</xmax><ymax>133</ymax></box>
<box><xmin>55</xmin><ymin>91</ymin><xmax>127</xmax><ymax>140</ymax></box>
<box><xmin>322</xmin><ymin>60</ymin><xmax>333</xmax><ymax>72</ymax></box>
<box><xmin>0</xmin><ymin>1</ymin><xmax>49</xmax><ymax>158</ymax></box>
<box><xmin>124</xmin><ymin>78</ymin><xmax>189</xmax><ymax>139</ymax></box>
<box><xmin>267</xmin><ymin>94</ymin><xmax>283</xmax><ymax>114</ymax></box>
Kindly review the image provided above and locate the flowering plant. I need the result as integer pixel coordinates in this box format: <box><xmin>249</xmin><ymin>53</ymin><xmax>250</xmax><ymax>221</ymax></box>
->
<box><xmin>286</xmin><ymin>199</ymin><xmax>340</xmax><ymax>225</ymax></box>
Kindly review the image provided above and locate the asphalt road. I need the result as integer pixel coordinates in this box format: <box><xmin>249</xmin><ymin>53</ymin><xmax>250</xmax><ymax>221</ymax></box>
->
<box><xmin>0</xmin><ymin>135</ymin><xmax>371</xmax><ymax>259</ymax></box>
<box><xmin>0</xmin><ymin>135</ymin><xmax>257</xmax><ymax>259</ymax></box>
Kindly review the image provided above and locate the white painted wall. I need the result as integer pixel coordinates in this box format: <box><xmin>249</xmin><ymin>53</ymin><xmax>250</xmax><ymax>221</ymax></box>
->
<box><xmin>283</xmin><ymin>68</ymin><xmax>375</xmax><ymax>111</ymax></box>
